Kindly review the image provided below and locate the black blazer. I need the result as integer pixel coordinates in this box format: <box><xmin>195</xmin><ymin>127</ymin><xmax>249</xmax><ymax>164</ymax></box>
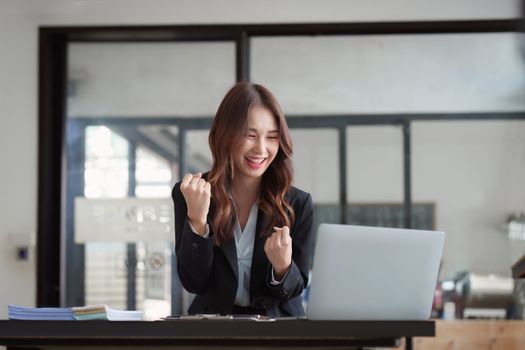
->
<box><xmin>172</xmin><ymin>176</ymin><xmax>314</xmax><ymax>317</ymax></box>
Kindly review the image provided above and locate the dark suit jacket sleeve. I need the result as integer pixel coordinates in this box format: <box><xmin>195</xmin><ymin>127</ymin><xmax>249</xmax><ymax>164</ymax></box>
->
<box><xmin>172</xmin><ymin>181</ymin><xmax>214</xmax><ymax>294</ymax></box>
<box><xmin>266</xmin><ymin>192</ymin><xmax>314</xmax><ymax>300</ymax></box>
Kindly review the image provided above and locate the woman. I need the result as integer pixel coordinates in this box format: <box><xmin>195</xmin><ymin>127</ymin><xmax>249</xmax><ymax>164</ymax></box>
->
<box><xmin>172</xmin><ymin>82</ymin><xmax>314</xmax><ymax>317</ymax></box>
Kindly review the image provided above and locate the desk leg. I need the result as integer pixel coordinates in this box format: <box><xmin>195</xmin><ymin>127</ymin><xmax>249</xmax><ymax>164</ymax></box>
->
<box><xmin>405</xmin><ymin>336</ymin><xmax>413</xmax><ymax>350</ymax></box>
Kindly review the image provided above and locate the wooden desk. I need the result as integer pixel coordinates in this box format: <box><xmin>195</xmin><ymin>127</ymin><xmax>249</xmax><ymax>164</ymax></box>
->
<box><xmin>0</xmin><ymin>319</ymin><xmax>434</xmax><ymax>349</ymax></box>
<box><xmin>411</xmin><ymin>320</ymin><xmax>525</xmax><ymax>350</ymax></box>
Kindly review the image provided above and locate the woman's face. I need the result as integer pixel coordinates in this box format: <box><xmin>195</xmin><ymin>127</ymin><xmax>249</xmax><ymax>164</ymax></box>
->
<box><xmin>231</xmin><ymin>105</ymin><xmax>279</xmax><ymax>181</ymax></box>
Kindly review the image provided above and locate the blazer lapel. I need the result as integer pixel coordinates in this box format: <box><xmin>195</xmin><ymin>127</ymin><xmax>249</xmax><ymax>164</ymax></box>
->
<box><xmin>219</xmin><ymin>237</ymin><xmax>238</xmax><ymax>280</ymax></box>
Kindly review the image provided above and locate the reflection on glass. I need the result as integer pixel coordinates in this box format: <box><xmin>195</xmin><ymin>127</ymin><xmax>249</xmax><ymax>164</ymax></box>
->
<box><xmin>85</xmin><ymin>243</ymin><xmax>127</xmax><ymax>309</ymax></box>
<box><xmin>84</xmin><ymin>126</ymin><xmax>129</xmax><ymax>309</ymax></box>
<box><xmin>135</xmin><ymin>146</ymin><xmax>173</xmax><ymax>319</ymax></box>
<box><xmin>84</xmin><ymin>126</ymin><xmax>128</xmax><ymax>198</ymax></box>
<box><xmin>135</xmin><ymin>146</ymin><xmax>173</xmax><ymax>198</ymax></box>
<box><xmin>185</xmin><ymin>130</ymin><xmax>212</xmax><ymax>174</ymax></box>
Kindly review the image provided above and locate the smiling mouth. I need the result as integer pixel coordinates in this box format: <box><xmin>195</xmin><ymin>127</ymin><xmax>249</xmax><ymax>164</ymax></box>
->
<box><xmin>245</xmin><ymin>156</ymin><xmax>267</xmax><ymax>169</ymax></box>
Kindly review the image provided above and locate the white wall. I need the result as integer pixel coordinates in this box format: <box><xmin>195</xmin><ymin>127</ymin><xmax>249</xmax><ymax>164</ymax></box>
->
<box><xmin>0</xmin><ymin>1</ymin><xmax>40</xmax><ymax>320</ymax></box>
<box><xmin>0</xmin><ymin>0</ymin><xmax>522</xmax><ymax>318</ymax></box>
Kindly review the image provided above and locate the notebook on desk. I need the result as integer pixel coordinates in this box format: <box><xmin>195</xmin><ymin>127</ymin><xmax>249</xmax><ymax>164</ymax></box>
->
<box><xmin>307</xmin><ymin>224</ymin><xmax>444</xmax><ymax>320</ymax></box>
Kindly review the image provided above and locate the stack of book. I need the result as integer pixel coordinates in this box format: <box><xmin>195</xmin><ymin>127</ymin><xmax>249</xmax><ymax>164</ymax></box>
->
<box><xmin>8</xmin><ymin>304</ymin><xmax>143</xmax><ymax>321</ymax></box>
<box><xmin>8</xmin><ymin>305</ymin><xmax>75</xmax><ymax>320</ymax></box>
<box><xmin>72</xmin><ymin>305</ymin><xmax>143</xmax><ymax>321</ymax></box>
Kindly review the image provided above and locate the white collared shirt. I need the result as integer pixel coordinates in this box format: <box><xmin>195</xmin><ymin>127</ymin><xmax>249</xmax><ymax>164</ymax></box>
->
<box><xmin>232</xmin><ymin>202</ymin><xmax>258</xmax><ymax>306</ymax></box>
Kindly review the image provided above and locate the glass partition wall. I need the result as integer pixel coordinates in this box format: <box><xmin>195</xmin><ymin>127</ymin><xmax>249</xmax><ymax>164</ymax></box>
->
<box><xmin>64</xmin><ymin>42</ymin><xmax>235</xmax><ymax>318</ymax></box>
<box><xmin>47</xmin><ymin>25</ymin><xmax>525</xmax><ymax>318</ymax></box>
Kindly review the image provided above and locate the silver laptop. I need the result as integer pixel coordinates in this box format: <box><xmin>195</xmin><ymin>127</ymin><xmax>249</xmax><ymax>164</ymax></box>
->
<box><xmin>307</xmin><ymin>224</ymin><xmax>444</xmax><ymax>320</ymax></box>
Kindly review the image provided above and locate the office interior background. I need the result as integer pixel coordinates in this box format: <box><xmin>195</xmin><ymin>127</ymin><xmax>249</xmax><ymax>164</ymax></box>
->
<box><xmin>1</xmin><ymin>0</ymin><xmax>524</xmax><ymax>347</ymax></box>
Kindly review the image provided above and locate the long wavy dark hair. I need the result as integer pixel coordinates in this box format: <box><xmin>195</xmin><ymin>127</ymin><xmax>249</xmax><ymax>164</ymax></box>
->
<box><xmin>208</xmin><ymin>82</ymin><xmax>295</xmax><ymax>245</ymax></box>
